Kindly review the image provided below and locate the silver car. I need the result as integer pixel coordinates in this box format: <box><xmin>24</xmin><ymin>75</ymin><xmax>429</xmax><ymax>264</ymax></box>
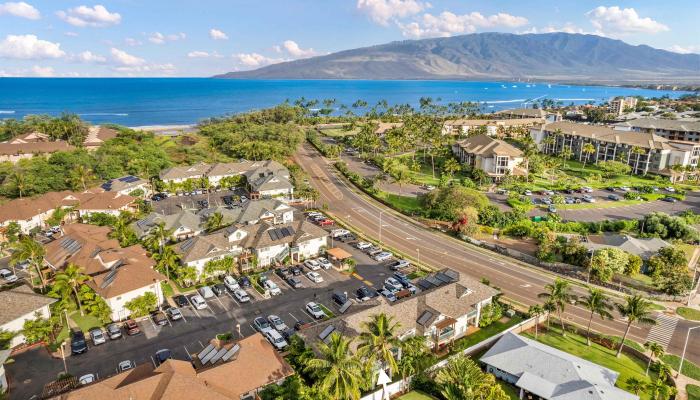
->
<box><xmin>89</xmin><ymin>328</ymin><xmax>106</xmax><ymax>345</ymax></box>
<box><xmin>268</xmin><ymin>315</ymin><xmax>288</xmax><ymax>331</ymax></box>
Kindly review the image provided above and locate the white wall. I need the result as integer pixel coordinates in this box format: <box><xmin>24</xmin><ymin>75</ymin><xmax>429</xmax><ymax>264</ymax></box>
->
<box><xmin>256</xmin><ymin>243</ymin><xmax>289</xmax><ymax>266</ymax></box>
<box><xmin>1</xmin><ymin>305</ymin><xmax>52</xmax><ymax>348</ymax></box>
<box><xmin>107</xmin><ymin>282</ymin><xmax>164</xmax><ymax>321</ymax></box>
<box><xmin>297</xmin><ymin>236</ymin><xmax>328</xmax><ymax>259</ymax></box>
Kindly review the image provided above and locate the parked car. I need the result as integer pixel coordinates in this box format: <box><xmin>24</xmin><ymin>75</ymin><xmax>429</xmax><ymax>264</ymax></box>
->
<box><xmin>619</xmin><ymin>186</ymin><xmax>631</xmax><ymax>192</ymax></box>
<box><xmin>118</xmin><ymin>360</ymin><xmax>135</xmax><ymax>372</ymax></box>
<box><xmin>380</xmin><ymin>288</ymin><xmax>397</xmax><ymax>302</ymax></box>
<box><xmin>106</xmin><ymin>323</ymin><xmax>122</xmax><ymax>340</ymax></box>
<box><xmin>608</xmin><ymin>194</ymin><xmax>620</xmax><ymax>201</ymax></box>
<box><xmin>373</xmin><ymin>251</ymin><xmax>393</xmax><ymax>262</ymax></box>
<box><xmin>71</xmin><ymin>330</ymin><xmax>88</xmax><ymax>354</ymax></box>
<box><xmin>166</xmin><ymin>307</ymin><xmax>183</xmax><ymax>321</ymax></box>
<box><xmin>318</xmin><ymin>219</ymin><xmax>335</xmax><ymax>226</ymax></box>
<box><xmin>154</xmin><ymin>349</ymin><xmax>172</xmax><ymax>366</ymax></box>
<box><xmin>124</xmin><ymin>319</ymin><xmax>140</xmax><ymax>335</ymax></box>
<box><xmin>582</xmin><ymin>194</ymin><xmax>596</xmax><ymax>203</ymax></box>
<box><xmin>275</xmin><ymin>268</ymin><xmax>289</xmax><ymax>279</ymax></box>
<box><xmin>581</xmin><ymin>186</ymin><xmax>593</xmax><ymax>193</ymax></box>
<box><xmin>355</xmin><ymin>241</ymin><xmax>372</xmax><ymax>250</ymax></box>
<box><xmin>0</xmin><ymin>268</ymin><xmax>18</xmax><ymax>283</ymax></box>
<box><xmin>264</xmin><ymin>280</ymin><xmax>282</xmax><ymax>295</ymax></box>
<box><xmin>264</xmin><ymin>329</ymin><xmax>288</xmax><ymax>350</ymax></box>
<box><xmin>548</xmin><ymin>205</ymin><xmax>557</xmax><ymax>213</ymax></box>
<box><xmin>317</xmin><ymin>257</ymin><xmax>333</xmax><ymax>269</ymax></box>
<box><xmin>198</xmin><ymin>285</ymin><xmax>215</xmax><ymax>299</ymax></box>
<box><xmin>387</xmin><ymin>259</ymin><xmax>410</xmax><ymax>271</ymax></box>
<box><xmin>223</xmin><ymin>275</ymin><xmax>240</xmax><ymax>292</ymax></box>
<box><xmin>286</xmin><ymin>276</ymin><xmax>303</xmax><ymax>288</ymax></box>
<box><xmin>543</xmin><ymin>190</ymin><xmax>554</xmax><ymax>196</ymax></box>
<box><xmin>212</xmin><ymin>283</ymin><xmax>227</xmax><ymax>296</ymax></box>
<box><xmin>78</xmin><ymin>374</ymin><xmax>96</xmax><ymax>385</ymax></box>
<box><xmin>662</xmin><ymin>197</ymin><xmax>678</xmax><ymax>203</ymax></box>
<box><xmin>89</xmin><ymin>328</ymin><xmax>106</xmax><ymax>346</ymax></box>
<box><xmin>496</xmin><ymin>188</ymin><xmax>508</xmax><ymax>195</ymax></box>
<box><xmin>356</xmin><ymin>286</ymin><xmax>377</xmax><ymax>301</ymax></box>
<box><xmin>239</xmin><ymin>276</ymin><xmax>252</xmax><ymax>288</ymax></box>
<box><xmin>330</xmin><ymin>229</ymin><xmax>350</xmax><ymax>238</ymax></box>
<box><xmin>281</xmin><ymin>328</ymin><xmax>296</xmax><ymax>341</ymax></box>
<box><xmin>268</xmin><ymin>315</ymin><xmax>288</xmax><ymax>331</ymax></box>
<box><xmin>306</xmin><ymin>271</ymin><xmax>324</xmax><ymax>283</ymax></box>
<box><xmin>384</xmin><ymin>277</ymin><xmax>403</xmax><ymax>292</ymax></box>
<box><xmin>290</xmin><ymin>266</ymin><xmax>303</xmax><ymax>276</ymax></box>
<box><xmin>665</xmin><ymin>187</ymin><xmax>676</xmax><ymax>192</ymax></box>
<box><xmin>253</xmin><ymin>317</ymin><xmax>274</xmax><ymax>334</ymax></box>
<box><xmin>523</xmin><ymin>190</ymin><xmax>532</xmax><ymax>196</ymax></box>
<box><xmin>233</xmin><ymin>289</ymin><xmax>250</xmax><ymax>303</ymax></box>
<box><xmin>190</xmin><ymin>295</ymin><xmax>207</xmax><ymax>310</ymax></box>
<box><xmin>393</xmin><ymin>272</ymin><xmax>411</xmax><ymax>287</ymax></box>
<box><xmin>367</xmin><ymin>247</ymin><xmax>383</xmax><ymax>256</ymax></box>
<box><xmin>151</xmin><ymin>311</ymin><xmax>168</xmax><ymax>326</ymax></box>
<box><xmin>306</xmin><ymin>302</ymin><xmax>325</xmax><ymax>319</ymax></box>
<box><xmin>173</xmin><ymin>294</ymin><xmax>189</xmax><ymax>308</ymax></box>
<box><xmin>332</xmin><ymin>291</ymin><xmax>348</xmax><ymax>307</ymax></box>
<box><xmin>304</xmin><ymin>259</ymin><xmax>321</xmax><ymax>271</ymax></box>
<box><xmin>606</xmin><ymin>186</ymin><xmax>616</xmax><ymax>192</ymax></box>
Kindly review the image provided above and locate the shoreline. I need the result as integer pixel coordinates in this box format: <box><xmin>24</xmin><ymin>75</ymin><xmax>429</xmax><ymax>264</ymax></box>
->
<box><xmin>130</xmin><ymin>124</ymin><xmax>196</xmax><ymax>135</ymax></box>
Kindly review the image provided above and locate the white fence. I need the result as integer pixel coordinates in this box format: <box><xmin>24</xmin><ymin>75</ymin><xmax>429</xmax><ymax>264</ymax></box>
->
<box><xmin>359</xmin><ymin>316</ymin><xmax>536</xmax><ymax>400</ymax></box>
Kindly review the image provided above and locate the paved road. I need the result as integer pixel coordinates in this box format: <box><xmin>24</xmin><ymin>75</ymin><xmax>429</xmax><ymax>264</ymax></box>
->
<box><xmin>295</xmin><ymin>143</ymin><xmax>700</xmax><ymax>365</ymax></box>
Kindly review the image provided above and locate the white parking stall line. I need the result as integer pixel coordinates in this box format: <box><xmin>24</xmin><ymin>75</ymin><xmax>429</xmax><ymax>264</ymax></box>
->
<box><xmin>301</xmin><ymin>308</ymin><xmax>318</xmax><ymax>322</ymax></box>
<box><xmin>288</xmin><ymin>312</ymin><xmax>299</xmax><ymax>322</ymax></box>
<box><xmin>179</xmin><ymin>309</ymin><xmax>188</xmax><ymax>323</ymax></box>
<box><xmin>198</xmin><ymin>340</ymin><xmax>205</xmax><ymax>348</ymax></box>
<box><xmin>189</xmin><ymin>305</ymin><xmax>201</xmax><ymax>318</ymax></box>
<box><xmin>150</xmin><ymin>356</ymin><xmax>157</xmax><ymax>368</ymax></box>
<box><xmin>225</xmin><ymin>291</ymin><xmax>240</xmax><ymax>306</ymax></box>
<box><xmin>148</xmin><ymin>317</ymin><xmax>158</xmax><ymax>331</ymax></box>
<box><xmin>183</xmin><ymin>346</ymin><xmax>192</xmax><ymax>361</ymax></box>
<box><xmin>214</xmin><ymin>295</ymin><xmax>227</xmax><ymax>310</ymax></box>
<box><xmin>249</xmin><ymin>324</ymin><xmax>256</xmax><ymax>333</ymax></box>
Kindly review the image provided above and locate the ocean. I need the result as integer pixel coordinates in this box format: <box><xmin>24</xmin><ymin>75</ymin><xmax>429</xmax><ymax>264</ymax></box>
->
<box><xmin>0</xmin><ymin>78</ymin><xmax>691</xmax><ymax>126</ymax></box>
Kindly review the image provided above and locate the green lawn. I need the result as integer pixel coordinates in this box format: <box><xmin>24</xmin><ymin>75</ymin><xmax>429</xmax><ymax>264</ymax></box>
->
<box><xmin>318</xmin><ymin>303</ymin><xmax>336</xmax><ymax>319</ymax></box>
<box><xmin>452</xmin><ymin>316</ymin><xmax>525</xmax><ymax>354</ymax></box>
<box><xmin>398</xmin><ymin>391</ymin><xmax>436</xmax><ymax>400</ymax></box>
<box><xmin>375</xmin><ymin>191</ymin><xmax>423</xmax><ymax>214</ymax></box>
<box><xmin>688</xmin><ymin>384</ymin><xmax>700</xmax><ymax>400</ymax></box>
<box><xmin>553</xmin><ymin>199</ymin><xmax>646</xmax><ymax>210</ymax></box>
<box><xmin>320</xmin><ymin>127</ymin><xmax>357</xmax><ymax>137</ymax></box>
<box><xmin>498</xmin><ymin>381</ymin><xmax>521</xmax><ymax>400</ymax></box>
<box><xmin>69</xmin><ymin>311</ymin><xmax>104</xmax><ymax>332</ymax></box>
<box><xmin>161</xmin><ymin>281</ymin><xmax>175</xmax><ymax>298</ymax></box>
<box><xmin>677</xmin><ymin>307</ymin><xmax>700</xmax><ymax>321</ymax></box>
<box><xmin>661</xmin><ymin>354</ymin><xmax>700</xmax><ymax>380</ymax></box>
<box><xmin>522</xmin><ymin>326</ymin><xmax>656</xmax><ymax>399</ymax></box>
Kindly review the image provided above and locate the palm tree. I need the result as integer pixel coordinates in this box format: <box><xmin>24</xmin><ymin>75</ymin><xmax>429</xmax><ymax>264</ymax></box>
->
<box><xmin>654</xmin><ymin>361</ymin><xmax>672</xmax><ymax>381</ymax></box>
<box><xmin>205</xmin><ymin>212</ymin><xmax>224</xmax><ymax>232</ymax></box>
<box><xmin>543</xmin><ymin>299</ymin><xmax>557</xmax><ymax>330</ymax></box>
<box><xmin>644</xmin><ymin>341</ymin><xmax>665</xmax><ymax>376</ymax></box>
<box><xmin>304</xmin><ymin>332</ymin><xmax>364</xmax><ymax>400</ymax></box>
<box><xmin>647</xmin><ymin>379</ymin><xmax>673</xmax><ymax>400</ymax></box>
<box><xmin>154</xmin><ymin>245</ymin><xmax>180</xmax><ymax>280</ymax></box>
<box><xmin>435</xmin><ymin>355</ymin><xmax>508</xmax><ymax>400</ymax></box>
<box><xmin>581</xmin><ymin>288</ymin><xmax>613</xmax><ymax>345</ymax></box>
<box><xmin>538</xmin><ymin>279</ymin><xmax>576</xmax><ymax>336</ymax></box>
<box><xmin>443</xmin><ymin>158</ymin><xmax>461</xmax><ymax>178</ymax></box>
<box><xmin>527</xmin><ymin>304</ymin><xmax>544</xmax><ymax>339</ymax></box>
<box><xmin>10</xmin><ymin>236</ymin><xmax>46</xmax><ymax>289</ymax></box>
<box><xmin>52</xmin><ymin>263</ymin><xmax>89</xmax><ymax>316</ymax></box>
<box><xmin>10</xmin><ymin>170</ymin><xmax>27</xmax><ymax>199</ymax></box>
<box><xmin>542</xmin><ymin>136</ymin><xmax>555</xmax><ymax>155</ymax></box>
<box><xmin>70</xmin><ymin>165</ymin><xmax>95</xmax><ymax>191</ymax></box>
<box><xmin>625</xmin><ymin>377</ymin><xmax>645</xmax><ymax>395</ymax></box>
<box><xmin>145</xmin><ymin>222</ymin><xmax>173</xmax><ymax>254</ymax></box>
<box><xmin>631</xmin><ymin>146</ymin><xmax>646</xmax><ymax>175</ymax></box>
<box><xmin>582</xmin><ymin>143</ymin><xmax>596</xmax><ymax>170</ymax></box>
<box><xmin>616</xmin><ymin>295</ymin><xmax>657</xmax><ymax>357</ymax></box>
<box><xmin>357</xmin><ymin>313</ymin><xmax>401</xmax><ymax>378</ymax></box>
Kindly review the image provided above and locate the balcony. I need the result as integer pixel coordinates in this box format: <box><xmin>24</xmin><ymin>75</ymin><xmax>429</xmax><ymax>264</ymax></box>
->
<box><xmin>438</xmin><ymin>327</ymin><xmax>455</xmax><ymax>341</ymax></box>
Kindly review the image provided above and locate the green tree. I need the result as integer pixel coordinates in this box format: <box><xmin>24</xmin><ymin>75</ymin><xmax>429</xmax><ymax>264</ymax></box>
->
<box><xmin>69</xmin><ymin>164</ymin><xmax>95</xmax><ymax>191</ymax></box>
<box><xmin>397</xmin><ymin>335</ymin><xmax>433</xmax><ymax>380</ymax></box>
<box><xmin>527</xmin><ymin>304</ymin><xmax>544</xmax><ymax>339</ymax></box>
<box><xmin>51</xmin><ymin>263</ymin><xmax>90</xmax><ymax>316</ymax></box>
<box><xmin>538</xmin><ymin>279</ymin><xmax>576</xmax><ymax>335</ymax></box>
<box><xmin>0</xmin><ymin>329</ymin><xmax>16</xmax><ymax>350</ymax></box>
<box><xmin>435</xmin><ymin>355</ymin><xmax>508</xmax><ymax>400</ymax></box>
<box><xmin>154</xmin><ymin>245</ymin><xmax>180</xmax><ymax>279</ymax></box>
<box><xmin>625</xmin><ymin>377</ymin><xmax>646</xmax><ymax>395</ymax></box>
<box><xmin>631</xmin><ymin>146</ymin><xmax>646</xmax><ymax>175</ymax></box>
<box><xmin>589</xmin><ymin>248</ymin><xmax>630</xmax><ymax>282</ymax></box>
<box><xmin>644</xmin><ymin>341</ymin><xmax>665</xmax><ymax>376</ymax></box>
<box><xmin>124</xmin><ymin>292</ymin><xmax>158</xmax><ymax>318</ymax></box>
<box><xmin>582</xmin><ymin>143</ymin><xmax>596</xmax><ymax>170</ymax></box>
<box><xmin>78</xmin><ymin>285</ymin><xmax>112</xmax><ymax>323</ymax></box>
<box><xmin>22</xmin><ymin>312</ymin><xmax>54</xmax><ymax>344</ymax></box>
<box><xmin>205</xmin><ymin>211</ymin><xmax>225</xmax><ymax>232</ymax></box>
<box><xmin>304</xmin><ymin>332</ymin><xmax>364</xmax><ymax>400</ymax></box>
<box><xmin>581</xmin><ymin>288</ymin><xmax>613</xmax><ymax>345</ymax></box>
<box><xmin>443</xmin><ymin>158</ymin><xmax>461</xmax><ymax>178</ymax></box>
<box><xmin>615</xmin><ymin>295</ymin><xmax>656</xmax><ymax>357</ymax></box>
<box><xmin>357</xmin><ymin>313</ymin><xmax>401</xmax><ymax>378</ymax></box>
<box><xmin>648</xmin><ymin>246</ymin><xmax>692</xmax><ymax>295</ymax></box>
<box><xmin>10</xmin><ymin>236</ymin><xmax>46</xmax><ymax>289</ymax></box>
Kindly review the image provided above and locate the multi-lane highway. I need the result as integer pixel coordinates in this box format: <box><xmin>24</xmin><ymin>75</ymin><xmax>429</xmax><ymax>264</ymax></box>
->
<box><xmin>294</xmin><ymin>143</ymin><xmax>700</xmax><ymax>365</ymax></box>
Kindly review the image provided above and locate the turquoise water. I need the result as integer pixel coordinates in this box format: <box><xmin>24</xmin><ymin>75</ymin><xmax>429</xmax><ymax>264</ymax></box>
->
<box><xmin>0</xmin><ymin>78</ymin><xmax>690</xmax><ymax>126</ymax></box>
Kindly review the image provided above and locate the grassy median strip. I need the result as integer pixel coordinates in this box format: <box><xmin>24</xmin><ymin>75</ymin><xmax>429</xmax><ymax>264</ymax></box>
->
<box><xmin>677</xmin><ymin>307</ymin><xmax>700</xmax><ymax>321</ymax></box>
<box><xmin>318</xmin><ymin>303</ymin><xmax>336</xmax><ymax>319</ymax></box>
<box><xmin>661</xmin><ymin>354</ymin><xmax>700</xmax><ymax>380</ymax></box>
<box><xmin>688</xmin><ymin>384</ymin><xmax>700</xmax><ymax>400</ymax></box>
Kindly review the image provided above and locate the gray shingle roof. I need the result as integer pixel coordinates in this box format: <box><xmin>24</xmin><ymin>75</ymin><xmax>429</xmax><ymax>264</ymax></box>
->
<box><xmin>542</xmin><ymin>122</ymin><xmax>674</xmax><ymax>150</ymax></box>
<box><xmin>616</xmin><ymin>118</ymin><xmax>700</xmax><ymax>133</ymax></box>
<box><xmin>455</xmin><ymin>134</ymin><xmax>523</xmax><ymax>157</ymax></box>
<box><xmin>480</xmin><ymin>333</ymin><xmax>638</xmax><ymax>400</ymax></box>
<box><xmin>0</xmin><ymin>285</ymin><xmax>57</xmax><ymax>326</ymax></box>
<box><xmin>583</xmin><ymin>234</ymin><xmax>670</xmax><ymax>260</ymax></box>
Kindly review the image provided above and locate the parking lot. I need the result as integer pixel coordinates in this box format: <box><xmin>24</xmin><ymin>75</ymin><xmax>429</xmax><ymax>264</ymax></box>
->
<box><xmin>6</xmin><ymin>219</ymin><xmax>407</xmax><ymax>399</ymax></box>
<box><xmin>150</xmin><ymin>187</ymin><xmax>249</xmax><ymax>214</ymax></box>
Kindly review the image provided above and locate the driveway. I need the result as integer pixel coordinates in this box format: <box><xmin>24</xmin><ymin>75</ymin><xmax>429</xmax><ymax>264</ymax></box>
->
<box><xmin>151</xmin><ymin>188</ymin><xmax>248</xmax><ymax>214</ymax></box>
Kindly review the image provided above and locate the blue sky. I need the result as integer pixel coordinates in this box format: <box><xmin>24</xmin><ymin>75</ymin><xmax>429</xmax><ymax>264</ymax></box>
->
<box><xmin>0</xmin><ymin>0</ymin><xmax>698</xmax><ymax>77</ymax></box>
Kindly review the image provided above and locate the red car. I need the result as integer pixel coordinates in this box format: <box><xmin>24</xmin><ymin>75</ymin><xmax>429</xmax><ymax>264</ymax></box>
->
<box><xmin>124</xmin><ymin>319</ymin><xmax>141</xmax><ymax>335</ymax></box>
<box><xmin>318</xmin><ymin>219</ymin><xmax>335</xmax><ymax>226</ymax></box>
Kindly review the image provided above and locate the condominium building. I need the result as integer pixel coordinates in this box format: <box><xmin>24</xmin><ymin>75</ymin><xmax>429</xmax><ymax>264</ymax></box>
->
<box><xmin>531</xmin><ymin>121</ymin><xmax>700</xmax><ymax>179</ymax></box>
<box><xmin>442</xmin><ymin>118</ymin><xmax>544</xmax><ymax>136</ymax></box>
<box><xmin>609</xmin><ymin>97</ymin><xmax>638</xmax><ymax>116</ymax></box>
<box><xmin>451</xmin><ymin>134</ymin><xmax>525</xmax><ymax>180</ymax></box>
<box><xmin>615</xmin><ymin>118</ymin><xmax>700</xmax><ymax>142</ymax></box>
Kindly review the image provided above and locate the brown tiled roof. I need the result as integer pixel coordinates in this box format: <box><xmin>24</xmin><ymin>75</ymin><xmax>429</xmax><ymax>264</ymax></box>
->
<box><xmin>374</xmin><ymin>122</ymin><xmax>403</xmax><ymax>135</ymax></box>
<box><xmin>7</xmin><ymin>131</ymin><xmax>49</xmax><ymax>143</ymax></box>
<box><xmin>495</xmin><ymin>108</ymin><xmax>547</xmax><ymax>118</ymax></box>
<box><xmin>543</xmin><ymin>121</ymin><xmax>674</xmax><ymax>150</ymax></box>
<box><xmin>88</xmin><ymin>246</ymin><xmax>162</xmax><ymax>300</ymax></box>
<box><xmin>0</xmin><ymin>191</ymin><xmax>80</xmax><ymax>223</ymax></box>
<box><xmin>159</xmin><ymin>162</ymin><xmax>210</xmax><ymax>181</ymax></box>
<box><xmin>0</xmin><ymin>285</ymin><xmax>56</xmax><ymax>325</ymax></box>
<box><xmin>84</xmin><ymin>126</ymin><xmax>118</xmax><ymax>147</ymax></box>
<box><xmin>57</xmin><ymin>333</ymin><xmax>293</xmax><ymax>400</ymax></box>
<box><xmin>444</xmin><ymin>118</ymin><xmax>543</xmax><ymax>127</ymax></box>
<box><xmin>0</xmin><ymin>141</ymin><xmax>74</xmax><ymax>156</ymax></box>
<box><xmin>455</xmin><ymin>134</ymin><xmax>523</xmax><ymax>157</ymax></box>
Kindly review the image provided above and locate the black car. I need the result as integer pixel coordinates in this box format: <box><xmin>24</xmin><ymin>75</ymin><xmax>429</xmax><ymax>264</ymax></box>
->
<box><xmin>151</xmin><ymin>193</ymin><xmax>166</xmax><ymax>201</ymax></box>
<box><xmin>608</xmin><ymin>194</ymin><xmax>620</xmax><ymax>201</ymax></box>
<box><xmin>154</xmin><ymin>349</ymin><xmax>172</xmax><ymax>366</ymax></box>
<box><xmin>212</xmin><ymin>283</ymin><xmax>227</xmax><ymax>296</ymax></box>
<box><xmin>606</xmin><ymin>187</ymin><xmax>616</xmax><ymax>192</ymax></box>
<box><xmin>239</xmin><ymin>276</ymin><xmax>251</xmax><ymax>288</ymax></box>
<box><xmin>70</xmin><ymin>330</ymin><xmax>88</xmax><ymax>355</ymax></box>
<box><xmin>281</xmin><ymin>328</ymin><xmax>296</xmax><ymax>340</ymax></box>
<box><xmin>356</xmin><ymin>286</ymin><xmax>377</xmax><ymax>300</ymax></box>
<box><xmin>275</xmin><ymin>268</ymin><xmax>289</xmax><ymax>279</ymax></box>
<box><xmin>222</xmin><ymin>195</ymin><xmax>233</xmax><ymax>205</ymax></box>
<box><xmin>286</xmin><ymin>277</ymin><xmax>303</xmax><ymax>288</ymax></box>
<box><xmin>662</xmin><ymin>197</ymin><xmax>678</xmax><ymax>203</ymax></box>
<box><xmin>290</xmin><ymin>266</ymin><xmax>303</xmax><ymax>276</ymax></box>
<box><xmin>173</xmin><ymin>295</ymin><xmax>189</xmax><ymax>308</ymax></box>
<box><xmin>332</xmin><ymin>291</ymin><xmax>348</xmax><ymax>307</ymax></box>
<box><xmin>563</xmin><ymin>189</ymin><xmax>574</xmax><ymax>194</ymax></box>
<box><xmin>151</xmin><ymin>311</ymin><xmax>168</xmax><ymax>326</ymax></box>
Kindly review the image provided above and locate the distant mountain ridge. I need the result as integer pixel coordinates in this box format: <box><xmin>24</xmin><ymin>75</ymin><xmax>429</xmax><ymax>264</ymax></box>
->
<box><xmin>215</xmin><ymin>32</ymin><xmax>700</xmax><ymax>84</ymax></box>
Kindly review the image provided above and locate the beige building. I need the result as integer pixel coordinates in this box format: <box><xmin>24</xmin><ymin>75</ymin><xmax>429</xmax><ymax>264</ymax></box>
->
<box><xmin>442</xmin><ymin>118</ymin><xmax>544</xmax><ymax>136</ymax></box>
<box><xmin>609</xmin><ymin>97</ymin><xmax>638</xmax><ymax>116</ymax></box>
<box><xmin>615</xmin><ymin>118</ymin><xmax>700</xmax><ymax>142</ymax></box>
<box><xmin>451</xmin><ymin>134</ymin><xmax>525</xmax><ymax>180</ymax></box>
<box><xmin>0</xmin><ymin>285</ymin><xmax>56</xmax><ymax>348</ymax></box>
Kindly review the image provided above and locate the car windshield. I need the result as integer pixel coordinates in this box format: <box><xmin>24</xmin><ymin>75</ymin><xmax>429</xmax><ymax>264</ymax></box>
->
<box><xmin>258</xmin><ymin>319</ymin><xmax>270</xmax><ymax>328</ymax></box>
<box><xmin>311</xmin><ymin>305</ymin><xmax>321</xmax><ymax>312</ymax></box>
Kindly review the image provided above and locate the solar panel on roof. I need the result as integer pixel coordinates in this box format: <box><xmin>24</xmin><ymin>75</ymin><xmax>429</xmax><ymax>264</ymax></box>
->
<box><xmin>426</xmin><ymin>276</ymin><xmax>443</xmax><ymax>287</ymax></box>
<box><xmin>198</xmin><ymin>344</ymin><xmax>215</xmax><ymax>359</ymax></box>
<box><xmin>221</xmin><ymin>343</ymin><xmax>240</xmax><ymax>362</ymax></box>
<box><xmin>319</xmin><ymin>325</ymin><xmax>335</xmax><ymax>341</ymax></box>
<box><xmin>269</xmin><ymin>230</ymin><xmax>279</xmax><ymax>241</ymax></box>
<box><xmin>417</xmin><ymin>311</ymin><xmax>433</xmax><ymax>326</ymax></box>
<box><xmin>209</xmin><ymin>347</ymin><xmax>228</xmax><ymax>364</ymax></box>
<box><xmin>416</xmin><ymin>280</ymin><xmax>433</xmax><ymax>290</ymax></box>
<box><xmin>180</xmin><ymin>239</ymin><xmax>195</xmax><ymax>251</ymax></box>
<box><xmin>100</xmin><ymin>268</ymin><xmax>119</xmax><ymax>289</ymax></box>
<box><xmin>199</xmin><ymin>347</ymin><xmax>218</xmax><ymax>365</ymax></box>
<box><xmin>435</xmin><ymin>273</ymin><xmax>453</xmax><ymax>284</ymax></box>
<box><xmin>443</xmin><ymin>269</ymin><xmax>460</xmax><ymax>280</ymax></box>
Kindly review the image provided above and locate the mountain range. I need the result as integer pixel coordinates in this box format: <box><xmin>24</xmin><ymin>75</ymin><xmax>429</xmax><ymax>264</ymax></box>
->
<box><xmin>215</xmin><ymin>32</ymin><xmax>700</xmax><ymax>84</ymax></box>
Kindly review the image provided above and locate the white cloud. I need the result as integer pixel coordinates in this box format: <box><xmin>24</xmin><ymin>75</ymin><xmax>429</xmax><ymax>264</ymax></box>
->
<box><xmin>668</xmin><ymin>45</ymin><xmax>700</xmax><ymax>55</ymax></box>
<box><xmin>357</xmin><ymin>0</ymin><xmax>428</xmax><ymax>26</ymax></box>
<box><xmin>521</xmin><ymin>23</ymin><xmax>587</xmax><ymax>35</ymax></box>
<box><xmin>74</xmin><ymin>50</ymin><xmax>106</xmax><ymax>63</ymax></box>
<box><xmin>233</xmin><ymin>52</ymin><xmax>284</xmax><ymax>67</ymax></box>
<box><xmin>149</xmin><ymin>32</ymin><xmax>186</xmax><ymax>44</ymax></box>
<box><xmin>110</xmin><ymin>47</ymin><xmax>144</xmax><ymax>66</ymax></box>
<box><xmin>399</xmin><ymin>11</ymin><xmax>528</xmax><ymax>38</ymax></box>
<box><xmin>209</xmin><ymin>28</ymin><xmax>228</xmax><ymax>40</ymax></box>
<box><xmin>187</xmin><ymin>51</ymin><xmax>209</xmax><ymax>58</ymax></box>
<box><xmin>64</xmin><ymin>31</ymin><xmax>79</xmax><ymax>37</ymax></box>
<box><xmin>56</xmin><ymin>5</ymin><xmax>121</xmax><ymax>28</ymax></box>
<box><xmin>124</xmin><ymin>37</ymin><xmax>142</xmax><ymax>46</ymax></box>
<box><xmin>586</xmin><ymin>6</ymin><xmax>669</xmax><ymax>35</ymax></box>
<box><xmin>0</xmin><ymin>2</ymin><xmax>40</xmax><ymax>19</ymax></box>
<box><xmin>30</xmin><ymin>65</ymin><xmax>54</xmax><ymax>77</ymax></box>
<box><xmin>0</xmin><ymin>34</ymin><xmax>65</xmax><ymax>59</ymax></box>
<box><xmin>113</xmin><ymin>63</ymin><xmax>176</xmax><ymax>76</ymax></box>
<box><xmin>281</xmin><ymin>40</ymin><xmax>317</xmax><ymax>58</ymax></box>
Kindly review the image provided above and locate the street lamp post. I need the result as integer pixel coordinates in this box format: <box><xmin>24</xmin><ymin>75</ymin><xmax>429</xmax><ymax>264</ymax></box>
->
<box><xmin>689</xmin><ymin>265</ymin><xmax>699</xmax><ymax>307</ymax></box>
<box><xmin>677</xmin><ymin>325</ymin><xmax>700</xmax><ymax>378</ymax></box>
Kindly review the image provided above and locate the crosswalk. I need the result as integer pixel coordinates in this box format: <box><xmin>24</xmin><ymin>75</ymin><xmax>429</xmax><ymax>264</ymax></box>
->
<box><xmin>646</xmin><ymin>314</ymin><xmax>679</xmax><ymax>350</ymax></box>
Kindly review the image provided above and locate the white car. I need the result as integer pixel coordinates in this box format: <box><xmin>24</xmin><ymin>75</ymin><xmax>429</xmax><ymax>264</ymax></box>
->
<box><xmin>304</xmin><ymin>259</ymin><xmax>321</xmax><ymax>271</ymax></box>
<box><xmin>317</xmin><ymin>257</ymin><xmax>333</xmax><ymax>269</ymax></box>
<box><xmin>373</xmin><ymin>252</ymin><xmax>393</xmax><ymax>262</ymax></box>
<box><xmin>665</xmin><ymin>187</ymin><xmax>676</xmax><ymax>192</ymax></box>
<box><xmin>118</xmin><ymin>360</ymin><xmax>134</xmax><ymax>372</ymax></box>
<box><xmin>582</xmin><ymin>194</ymin><xmax>596</xmax><ymax>203</ymax></box>
<box><xmin>355</xmin><ymin>241</ymin><xmax>372</xmax><ymax>250</ymax></box>
<box><xmin>79</xmin><ymin>374</ymin><xmax>96</xmax><ymax>385</ymax></box>
<box><xmin>0</xmin><ymin>268</ymin><xmax>18</xmax><ymax>283</ymax></box>
<box><xmin>264</xmin><ymin>280</ymin><xmax>282</xmax><ymax>296</ymax></box>
<box><xmin>190</xmin><ymin>295</ymin><xmax>207</xmax><ymax>310</ymax></box>
<box><xmin>268</xmin><ymin>315</ymin><xmax>288</xmax><ymax>331</ymax></box>
<box><xmin>198</xmin><ymin>285</ymin><xmax>215</xmax><ymax>299</ymax></box>
<box><xmin>223</xmin><ymin>275</ymin><xmax>240</xmax><ymax>292</ymax></box>
<box><xmin>619</xmin><ymin>186</ymin><xmax>631</xmax><ymax>192</ymax></box>
<box><xmin>233</xmin><ymin>289</ymin><xmax>250</xmax><ymax>303</ymax></box>
<box><xmin>306</xmin><ymin>302</ymin><xmax>325</xmax><ymax>319</ymax></box>
<box><xmin>581</xmin><ymin>186</ymin><xmax>593</xmax><ymax>193</ymax></box>
<box><xmin>166</xmin><ymin>307</ymin><xmax>183</xmax><ymax>321</ymax></box>
<box><xmin>384</xmin><ymin>277</ymin><xmax>403</xmax><ymax>292</ymax></box>
<box><xmin>523</xmin><ymin>190</ymin><xmax>532</xmax><ymax>196</ymax></box>
<box><xmin>306</xmin><ymin>271</ymin><xmax>324</xmax><ymax>283</ymax></box>
<box><xmin>264</xmin><ymin>329</ymin><xmax>288</xmax><ymax>350</ymax></box>
<box><xmin>387</xmin><ymin>259</ymin><xmax>410</xmax><ymax>270</ymax></box>
<box><xmin>330</xmin><ymin>229</ymin><xmax>350</xmax><ymax>238</ymax></box>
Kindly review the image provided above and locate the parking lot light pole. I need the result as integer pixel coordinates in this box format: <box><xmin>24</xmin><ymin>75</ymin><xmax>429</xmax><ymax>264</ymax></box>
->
<box><xmin>677</xmin><ymin>325</ymin><xmax>700</xmax><ymax>378</ymax></box>
<box><xmin>689</xmin><ymin>265</ymin><xmax>699</xmax><ymax>306</ymax></box>
<box><xmin>378</xmin><ymin>211</ymin><xmax>384</xmax><ymax>245</ymax></box>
